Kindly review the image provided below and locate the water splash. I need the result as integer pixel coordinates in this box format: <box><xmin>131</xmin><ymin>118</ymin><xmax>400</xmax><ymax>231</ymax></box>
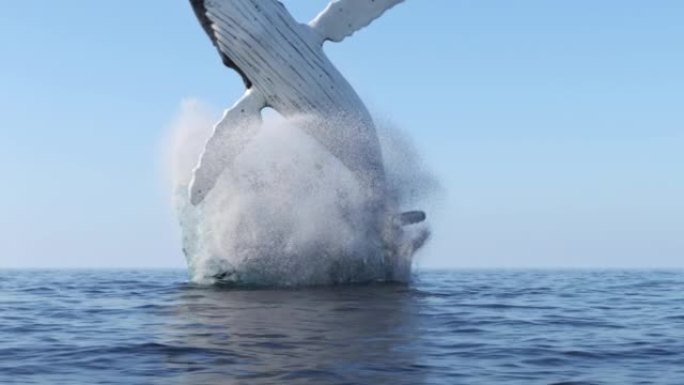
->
<box><xmin>166</xmin><ymin>100</ymin><xmax>435</xmax><ymax>286</ymax></box>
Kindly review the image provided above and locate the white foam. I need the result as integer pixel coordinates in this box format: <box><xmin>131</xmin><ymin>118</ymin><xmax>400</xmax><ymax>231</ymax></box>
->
<box><xmin>166</xmin><ymin>102</ymin><xmax>434</xmax><ymax>286</ymax></box>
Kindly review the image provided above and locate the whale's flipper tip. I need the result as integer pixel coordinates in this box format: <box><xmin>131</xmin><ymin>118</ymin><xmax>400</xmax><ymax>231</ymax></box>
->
<box><xmin>310</xmin><ymin>0</ymin><xmax>405</xmax><ymax>43</ymax></box>
<box><xmin>396</xmin><ymin>210</ymin><xmax>426</xmax><ymax>226</ymax></box>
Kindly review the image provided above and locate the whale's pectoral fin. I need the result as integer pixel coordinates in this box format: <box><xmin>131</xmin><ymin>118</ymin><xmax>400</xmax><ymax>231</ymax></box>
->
<box><xmin>189</xmin><ymin>89</ymin><xmax>265</xmax><ymax>206</ymax></box>
<box><xmin>310</xmin><ymin>0</ymin><xmax>405</xmax><ymax>43</ymax></box>
<box><xmin>395</xmin><ymin>210</ymin><xmax>426</xmax><ymax>226</ymax></box>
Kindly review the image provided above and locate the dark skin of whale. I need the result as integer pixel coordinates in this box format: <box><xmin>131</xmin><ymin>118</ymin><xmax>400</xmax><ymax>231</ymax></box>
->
<box><xmin>189</xmin><ymin>0</ymin><xmax>252</xmax><ymax>88</ymax></box>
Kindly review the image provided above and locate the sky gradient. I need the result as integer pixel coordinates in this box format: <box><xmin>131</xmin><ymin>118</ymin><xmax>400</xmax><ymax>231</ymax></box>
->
<box><xmin>1</xmin><ymin>1</ymin><xmax>682</xmax><ymax>268</ymax></box>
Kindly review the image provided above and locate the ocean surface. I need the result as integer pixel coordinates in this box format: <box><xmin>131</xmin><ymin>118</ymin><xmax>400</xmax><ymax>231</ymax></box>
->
<box><xmin>1</xmin><ymin>269</ymin><xmax>683</xmax><ymax>385</ymax></box>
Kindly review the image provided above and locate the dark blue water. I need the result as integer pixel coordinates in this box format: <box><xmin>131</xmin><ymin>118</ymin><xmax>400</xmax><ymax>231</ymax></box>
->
<box><xmin>1</xmin><ymin>270</ymin><xmax>683</xmax><ymax>384</ymax></box>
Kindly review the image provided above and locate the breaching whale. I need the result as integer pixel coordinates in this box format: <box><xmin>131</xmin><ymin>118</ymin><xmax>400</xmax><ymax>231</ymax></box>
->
<box><xmin>188</xmin><ymin>0</ymin><xmax>424</xmax><ymax>226</ymax></box>
<box><xmin>188</xmin><ymin>0</ymin><xmax>405</xmax><ymax>203</ymax></box>
<box><xmin>181</xmin><ymin>0</ymin><xmax>431</xmax><ymax>284</ymax></box>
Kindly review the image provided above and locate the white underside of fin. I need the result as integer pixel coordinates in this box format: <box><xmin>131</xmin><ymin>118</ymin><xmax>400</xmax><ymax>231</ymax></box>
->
<box><xmin>189</xmin><ymin>89</ymin><xmax>265</xmax><ymax>205</ymax></box>
<box><xmin>310</xmin><ymin>0</ymin><xmax>405</xmax><ymax>43</ymax></box>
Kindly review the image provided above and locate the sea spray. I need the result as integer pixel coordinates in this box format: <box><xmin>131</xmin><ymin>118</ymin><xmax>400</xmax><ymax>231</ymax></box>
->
<box><xmin>167</xmin><ymin>101</ymin><xmax>434</xmax><ymax>286</ymax></box>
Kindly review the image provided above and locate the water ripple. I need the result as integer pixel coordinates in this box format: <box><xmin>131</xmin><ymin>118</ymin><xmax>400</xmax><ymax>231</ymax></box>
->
<box><xmin>0</xmin><ymin>269</ymin><xmax>682</xmax><ymax>384</ymax></box>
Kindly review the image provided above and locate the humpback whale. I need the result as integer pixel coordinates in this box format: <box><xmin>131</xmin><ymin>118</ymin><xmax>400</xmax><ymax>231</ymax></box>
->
<box><xmin>180</xmin><ymin>0</ymin><xmax>431</xmax><ymax>284</ymax></box>
<box><xmin>188</xmin><ymin>0</ymin><xmax>405</xmax><ymax>206</ymax></box>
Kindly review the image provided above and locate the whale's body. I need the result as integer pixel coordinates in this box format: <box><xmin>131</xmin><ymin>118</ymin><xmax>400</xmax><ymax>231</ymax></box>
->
<box><xmin>182</xmin><ymin>0</ymin><xmax>429</xmax><ymax>284</ymax></box>
<box><xmin>194</xmin><ymin>0</ymin><xmax>372</xmax><ymax>118</ymax></box>
<box><xmin>188</xmin><ymin>0</ymin><xmax>404</xmax><ymax>205</ymax></box>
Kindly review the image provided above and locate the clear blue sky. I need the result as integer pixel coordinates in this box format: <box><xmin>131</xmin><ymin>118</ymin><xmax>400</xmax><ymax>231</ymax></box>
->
<box><xmin>1</xmin><ymin>1</ymin><xmax>682</xmax><ymax>268</ymax></box>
